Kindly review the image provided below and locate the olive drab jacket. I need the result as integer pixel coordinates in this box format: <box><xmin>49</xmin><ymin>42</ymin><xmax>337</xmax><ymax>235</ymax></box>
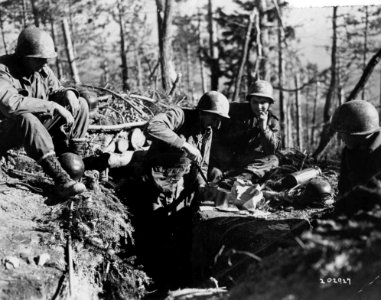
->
<box><xmin>212</xmin><ymin>102</ymin><xmax>280</xmax><ymax>169</ymax></box>
<box><xmin>0</xmin><ymin>54</ymin><xmax>76</xmax><ymax>120</ymax></box>
<box><xmin>145</xmin><ymin>106</ymin><xmax>212</xmax><ymax>190</ymax></box>
<box><xmin>338</xmin><ymin>130</ymin><xmax>381</xmax><ymax>195</ymax></box>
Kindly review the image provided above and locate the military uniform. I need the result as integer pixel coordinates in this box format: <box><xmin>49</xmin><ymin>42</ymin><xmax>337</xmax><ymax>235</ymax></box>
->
<box><xmin>0</xmin><ymin>54</ymin><xmax>89</xmax><ymax>161</ymax></box>
<box><xmin>338</xmin><ymin>130</ymin><xmax>381</xmax><ymax>195</ymax></box>
<box><xmin>211</xmin><ymin>102</ymin><xmax>280</xmax><ymax>179</ymax></box>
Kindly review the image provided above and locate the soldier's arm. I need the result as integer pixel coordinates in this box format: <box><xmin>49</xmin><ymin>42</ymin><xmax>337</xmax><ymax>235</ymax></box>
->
<box><xmin>0</xmin><ymin>66</ymin><xmax>56</xmax><ymax>117</ymax></box>
<box><xmin>259</xmin><ymin>117</ymin><xmax>281</xmax><ymax>154</ymax></box>
<box><xmin>145</xmin><ymin>107</ymin><xmax>186</xmax><ymax>149</ymax></box>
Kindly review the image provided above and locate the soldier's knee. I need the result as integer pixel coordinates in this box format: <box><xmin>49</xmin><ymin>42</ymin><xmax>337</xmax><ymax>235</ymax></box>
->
<box><xmin>78</xmin><ymin>97</ymin><xmax>90</xmax><ymax>115</ymax></box>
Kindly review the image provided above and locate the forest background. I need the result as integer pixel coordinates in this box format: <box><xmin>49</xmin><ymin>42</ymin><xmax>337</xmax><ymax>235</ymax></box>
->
<box><xmin>1</xmin><ymin>0</ymin><xmax>381</xmax><ymax>158</ymax></box>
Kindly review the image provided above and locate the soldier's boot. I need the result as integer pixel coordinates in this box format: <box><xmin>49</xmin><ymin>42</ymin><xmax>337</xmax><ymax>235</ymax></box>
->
<box><xmin>69</xmin><ymin>138</ymin><xmax>87</xmax><ymax>157</ymax></box>
<box><xmin>40</xmin><ymin>154</ymin><xmax>87</xmax><ymax>199</ymax></box>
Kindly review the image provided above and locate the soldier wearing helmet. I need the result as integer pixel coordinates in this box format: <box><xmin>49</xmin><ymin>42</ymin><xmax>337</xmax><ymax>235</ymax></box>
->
<box><xmin>128</xmin><ymin>91</ymin><xmax>229</xmax><ymax>287</ymax></box>
<box><xmin>331</xmin><ymin>100</ymin><xmax>381</xmax><ymax>196</ymax></box>
<box><xmin>211</xmin><ymin>80</ymin><xmax>280</xmax><ymax>182</ymax></box>
<box><xmin>0</xmin><ymin>26</ymin><xmax>90</xmax><ymax>199</ymax></box>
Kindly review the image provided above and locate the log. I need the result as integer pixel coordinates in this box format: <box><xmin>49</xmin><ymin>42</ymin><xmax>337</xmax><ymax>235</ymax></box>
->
<box><xmin>129</xmin><ymin>128</ymin><xmax>146</xmax><ymax>150</ymax></box>
<box><xmin>115</xmin><ymin>138</ymin><xmax>129</xmax><ymax>153</ymax></box>
<box><xmin>88</xmin><ymin>121</ymin><xmax>147</xmax><ymax>133</ymax></box>
<box><xmin>108</xmin><ymin>152</ymin><xmax>135</xmax><ymax>168</ymax></box>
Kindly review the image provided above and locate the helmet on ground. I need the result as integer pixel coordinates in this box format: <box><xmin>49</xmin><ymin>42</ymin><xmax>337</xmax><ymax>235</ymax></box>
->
<box><xmin>15</xmin><ymin>26</ymin><xmax>57</xmax><ymax>59</ymax></box>
<box><xmin>59</xmin><ymin>152</ymin><xmax>85</xmax><ymax>181</ymax></box>
<box><xmin>303</xmin><ymin>178</ymin><xmax>333</xmax><ymax>206</ymax></box>
<box><xmin>196</xmin><ymin>91</ymin><xmax>230</xmax><ymax>119</ymax></box>
<box><xmin>246</xmin><ymin>80</ymin><xmax>274</xmax><ymax>104</ymax></box>
<box><xmin>331</xmin><ymin>100</ymin><xmax>380</xmax><ymax>135</ymax></box>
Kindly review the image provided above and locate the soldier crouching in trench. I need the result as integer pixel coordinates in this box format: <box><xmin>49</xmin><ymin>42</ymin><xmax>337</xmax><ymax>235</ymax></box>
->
<box><xmin>0</xmin><ymin>26</ymin><xmax>90</xmax><ymax>199</ymax></box>
<box><xmin>128</xmin><ymin>91</ymin><xmax>230</xmax><ymax>289</ymax></box>
<box><xmin>331</xmin><ymin>100</ymin><xmax>381</xmax><ymax>214</ymax></box>
<box><xmin>210</xmin><ymin>80</ymin><xmax>280</xmax><ymax>185</ymax></box>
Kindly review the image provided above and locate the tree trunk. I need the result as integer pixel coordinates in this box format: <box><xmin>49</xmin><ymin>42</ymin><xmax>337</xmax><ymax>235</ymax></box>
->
<box><xmin>362</xmin><ymin>6</ymin><xmax>369</xmax><ymax>99</ymax></box>
<box><xmin>305</xmin><ymin>84</ymin><xmax>310</xmax><ymax>149</ymax></box>
<box><xmin>287</xmin><ymin>100</ymin><xmax>294</xmax><ymax>148</ymax></box>
<box><xmin>253</xmin><ymin>8</ymin><xmax>262</xmax><ymax>81</ymax></box>
<box><xmin>136</xmin><ymin>48</ymin><xmax>143</xmax><ymax>91</ymax></box>
<box><xmin>62</xmin><ymin>18</ymin><xmax>81</xmax><ymax>84</ymax></box>
<box><xmin>0</xmin><ymin>9</ymin><xmax>8</xmax><ymax>55</ymax></box>
<box><xmin>117</xmin><ymin>0</ymin><xmax>129</xmax><ymax>91</ymax></box>
<box><xmin>156</xmin><ymin>0</ymin><xmax>174</xmax><ymax>93</ymax></box>
<box><xmin>21</xmin><ymin>0</ymin><xmax>28</xmax><ymax>26</ymax></box>
<box><xmin>310</xmin><ymin>81</ymin><xmax>319</xmax><ymax>147</ymax></box>
<box><xmin>277</xmin><ymin>0</ymin><xmax>286</xmax><ymax>147</ymax></box>
<box><xmin>50</xmin><ymin>20</ymin><xmax>62</xmax><ymax>80</ymax></box>
<box><xmin>233</xmin><ymin>7</ymin><xmax>257</xmax><ymax>102</ymax></box>
<box><xmin>186</xmin><ymin>43</ymin><xmax>193</xmax><ymax>97</ymax></box>
<box><xmin>323</xmin><ymin>6</ymin><xmax>338</xmax><ymax>123</ymax></box>
<box><xmin>208</xmin><ymin>0</ymin><xmax>219</xmax><ymax>90</ymax></box>
<box><xmin>295</xmin><ymin>74</ymin><xmax>303</xmax><ymax>151</ymax></box>
<box><xmin>30</xmin><ymin>0</ymin><xmax>39</xmax><ymax>27</ymax></box>
<box><xmin>198</xmin><ymin>9</ymin><xmax>207</xmax><ymax>94</ymax></box>
<box><xmin>258</xmin><ymin>0</ymin><xmax>270</xmax><ymax>80</ymax></box>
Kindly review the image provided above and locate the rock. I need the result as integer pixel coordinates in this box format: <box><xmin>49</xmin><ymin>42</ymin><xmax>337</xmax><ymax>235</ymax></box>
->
<box><xmin>37</xmin><ymin>253</ymin><xmax>50</xmax><ymax>266</ymax></box>
<box><xmin>3</xmin><ymin>256</ymin><xmax>20</xmax><ymax>269</ymax></box>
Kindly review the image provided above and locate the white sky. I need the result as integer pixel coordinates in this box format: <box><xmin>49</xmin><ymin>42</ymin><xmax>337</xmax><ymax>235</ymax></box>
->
<box><xmin>287</xmin><ymin>0</ymin><xmax>381</xmax><ymax>7</ymax></box>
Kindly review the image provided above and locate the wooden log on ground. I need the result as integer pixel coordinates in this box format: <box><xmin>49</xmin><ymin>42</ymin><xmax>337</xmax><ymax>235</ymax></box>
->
<box><xmin>115</xmin><ymin>138</ymin><xmax>129</xmax><ymax>153</ymax></box>
<box><xmin>129</xmin><ymin>128</ymin><xmax>146</xmax><ymax>150</ymax></box>
<box><xmin>88</xmin><ymin>121</ymin><xmax>147</xmax><ymax>133</ymax></box>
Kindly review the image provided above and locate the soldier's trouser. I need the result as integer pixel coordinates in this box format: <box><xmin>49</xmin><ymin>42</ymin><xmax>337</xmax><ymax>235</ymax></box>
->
<box><xmin>0</xmin><ymin>97</ymin><xmax>89</xmax><ymax>162</ymax></box>
<box><xmin>239</xmin><ymin>153</ymin><xmax>279</xmax><ymax>178</ymax></box>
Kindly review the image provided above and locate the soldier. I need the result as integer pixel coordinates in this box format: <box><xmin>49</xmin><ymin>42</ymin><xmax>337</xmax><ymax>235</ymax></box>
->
<box><xmin>0</xmin><ymin>26</ymin><xmax>89</xmax><ymax>199</ymax></box>
<box><xmin>130</xmin><ymin>91</ymin><xmax>230</xmax><ymax>288</ymax></box>
<box><xmin>211</xmin><ymin>80</ymin><xmax>280</xmax><ymax>183</ymax></box>
<box><xmin>331</xmin><ymin>100</ymin><xmax>381</xmax><ymax>212</ymax></box>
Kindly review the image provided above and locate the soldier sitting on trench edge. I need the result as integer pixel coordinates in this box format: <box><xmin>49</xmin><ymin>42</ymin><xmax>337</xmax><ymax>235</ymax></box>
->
<box><xmin>210</xmin><ymin>80</ymin><xmax>280</xmax><ymax>185</ymax></box>
<box><xmin>0</xmin><ymin>26</ymin><xmax>90</xmax><ymax>199</ymax></box>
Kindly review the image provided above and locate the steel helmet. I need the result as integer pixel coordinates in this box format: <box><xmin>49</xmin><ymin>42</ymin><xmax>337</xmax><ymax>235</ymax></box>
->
<box><xmin>246</xmin><ymin>80</ymin><xmax>274</xmax><ymax>104</ymax></box>
<box><xmin>59</xmin><ymin>152</ymin><xmax>85</xmax><ymax>181</ymax></box>
<box><xmin>15</xmin><ymin>26</ymin><xmax>57</xmax><ymax>59</ymax></box>
<box><xmin>303</xmin><ymin>178</ymin><xmax>333</xmax><ymax>206</ymax></box>
<box><xmin>196</xmin><ymin>91</ymin><xmax>230</xmax><ymax>119</ymax></box>
<box><xmin>331</xmin><ymin>100</ymin><xmax>380</xmax><ymax>135</ymax></box>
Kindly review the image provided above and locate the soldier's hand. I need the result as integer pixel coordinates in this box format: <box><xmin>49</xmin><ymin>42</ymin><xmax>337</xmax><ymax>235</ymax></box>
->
<box><xmin>53</xmin><ymin>103</ymin><xmax>74</xmax><ymax>126</ymax></box>
<box><xmin>258</xmin><ymin>111</ymin><xmax>268</xmax><ymax>131</ymax></box>
<box><xmin>182</xmin><ymin>142</ymin><xmax>202</xmax><ymax>164</ymax></box>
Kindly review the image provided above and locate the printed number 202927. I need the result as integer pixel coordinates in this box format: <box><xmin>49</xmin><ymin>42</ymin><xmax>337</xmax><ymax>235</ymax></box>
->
<box><xmin>320</xmin><ymin>278</ymin><xmax>351</xmax><ymax>285</ymax></box>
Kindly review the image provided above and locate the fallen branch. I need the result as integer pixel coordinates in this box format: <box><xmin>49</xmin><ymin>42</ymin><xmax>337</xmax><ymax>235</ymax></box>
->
<box><xmin>88</xmin><ymin>121</ymin><xmax>147</xmax><ymax>133</ymax></box>
<box><xmin>129</xmin><ymin>94</ymin><xmax>156</xmax><ymax>103</ymax></box>
<box><xmin>79</xmin><ymin>85</ymin><xmax>148</xmax><ymax>118</ymax></box>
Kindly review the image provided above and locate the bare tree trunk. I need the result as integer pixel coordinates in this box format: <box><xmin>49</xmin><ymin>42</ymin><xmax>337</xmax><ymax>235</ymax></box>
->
<box><xmin>287</xmin><ymin>100</ymin><xmax>294</xmax><ymax>148</ymax></box>
<box><xmin>156</xmin><ymin>0</ymin><xmax>174</xmax><ymax>93</ymax></box>
<box><xmin>313</xmin><ymin>7</ymin><xmax>338</xmax><ymax>159</ymax></box>
<box><xmin>258</xmin><ymin>0</ymin><xmax>269</xmax><ymax>80</ymax></box>
<box><xmin>30</xmin><ymin>0</ymin><xmax>39</xmax><ymax>27</ymax></box>
<box><xmin>117</xmin><ymin>0</ymin><xmax>129</xmax><ymax>91</ymax></box>
<box><xmin>295</xmin><ymin>74</ymin><xmax>303</xmax><ymax>151</ymax></box>
<box><xmin>305</xmin><ymin>84</ymin><xmax>310</xmax><ymax>149</ymax></box>
<box><xmin>198</xmin><ymin>9</ymin><xmax>207</xmax><ymax>94</ymax></box>
<box><xmin>310</xmin><ymin>81</ymin><xmax>319</xmax><ymax>146</ymax></box>
<box><xmin>50</xmin><ymin>21</ymin><xmax>62</xmax><ymax>80</ymax></box>
<box><xmin>21</xmin><ymin>0</ymin><xmax>28</xmax><ymax>26</ymax></box>
<box><xmin>0</xmin><ymin>9</ymin><xmax>8</xmax><ymax>55</ymax></box>
<box><xmin>62</xmin><ymin>18</ymin><xmax>81</xmax><ymax>84</ymax></box>
<box><xmin>136</xmin><ymin>48</ymin><xmax>143</xmax><ymax>91</ymax></box>
<box><xmin>323</xmin><ymin>6</ymin><xmax>338</xmax><ymax>123</ymax></box>
<box><xmin>362</xmin><ymin>6</ymin><xmax>369</xmax><ymax>99</ymax></box>
<box><xmin>253</xmin><ymin>8</ymin><xmax>262</xmax><ymax>81</ymax></box>
<box><xmin>233</xmin><ymin>7</ymin><xmax>257</xmax><ymax>102</ymax></box>
<box><xmin>277</xmin><ymin>0</ymin><xmax>286</xmax><ymax>147</ymax></box>
<box><xmin>186</xmin><ymin>44</ymin><xmax>193</xmax><ymax>96</ymax></box>
<box><xmin>208</xmin><ymin>0</ymin><xmax>219</xmax><ymax>90</ymax></box>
